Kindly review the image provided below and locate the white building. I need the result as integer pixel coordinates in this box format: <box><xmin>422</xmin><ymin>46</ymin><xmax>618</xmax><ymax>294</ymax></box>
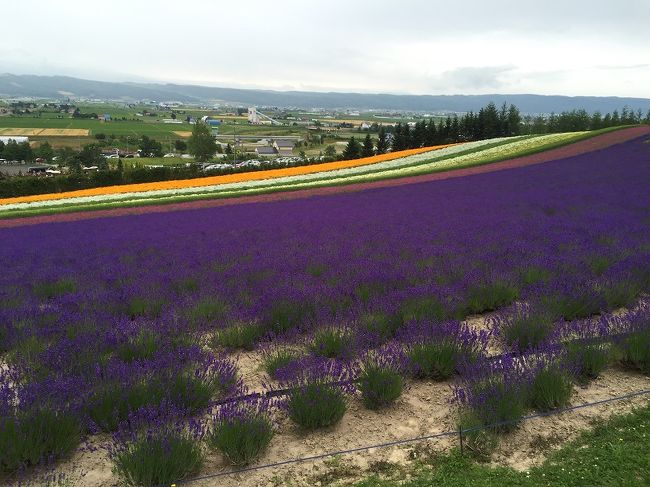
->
<box><xmin>0</xmin><ymin>136</ymin><xmax>29</xmax><ymax>144</ymax></box>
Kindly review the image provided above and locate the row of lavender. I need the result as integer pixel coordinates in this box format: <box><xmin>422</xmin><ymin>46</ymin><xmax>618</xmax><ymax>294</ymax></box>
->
<box><xmin>1</xmin><ymin>136</ymin><xmax>649</xmax><ymax>482</ymax></box>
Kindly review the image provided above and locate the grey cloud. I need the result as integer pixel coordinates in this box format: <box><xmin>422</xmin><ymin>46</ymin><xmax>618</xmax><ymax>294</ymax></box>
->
<box><xmin>435</xmin><ymin>65</ymin><xmax>517</xmax><ymax>91</ymax></box>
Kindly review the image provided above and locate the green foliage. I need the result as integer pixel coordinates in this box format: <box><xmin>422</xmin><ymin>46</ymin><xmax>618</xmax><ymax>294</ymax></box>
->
<box><xmin>376</xmin><ymin>126</ymin><xmax>389</xmax><ymax>154</ymax></box>
<box><xmin>127</xmin><ymin>297</ymin><xmax>164</xmax><ymax>320</ymax></box>
<box><xmin>213</xmin><ymin>323</ymin><xmax>264</xmax><ymax>351</ymax></box>
<box><xmin>138</xmin><ymin>135</ymin><xmax>163</xmax><ymax>158</ymax></box>
<box><xmin>208</xmin><ymin>415</ymin><xmax>273</xmax><ymax>466</ymax></box>
<box><xmin>310</xmin><ymin>327</ymin><xmax>353</xmax><ymax>359</ymax></box>
<box><xmin>407</xmin><ymin>341</ymin><xmax>458</xmax><ymax>380</ymax></box>
<box><xmin>262</xmin><ymin>349</ymin><xmax>302</xmax><ymax>379</ymax></box>
<box><xmin>185</xmin><ymin>297</ymin><xmax>229</xmax><ymax>327</ymax></box>
<box><xmin>460</xmin><ymin>282</ymin><xmax>519</xmax><ymax>317</ymax></box>
<box><xmin>399</xmin><ymin>296</ymin><xmax>447</xmax><ymax>323</ymax></box>
<box><xmin>0</xmin><ymin>409</ymin><xmax>80</xmax><ymax>473</ymax></box>
<box><xmin>32</xmin><ymin>278</ymin><xmax>76</xmax><ymax>299</ymax></box>
<box><xmin>601</xmin><ymin>280</ymin><xmax>640</xmax><ymax>310</ymax></box>
<box><xmin>529</xmin><ymin>367</ymin><xmax>573</xmax><ymax>412</ymax></box>
<box><xmin>360</xmin><ymin>312</ymin><xmax>402</xmax><ymax>343</ymax></box>
<box><xmin>620</xmin><ymin>329</ymin><xmax>650</xmax><ymax>374</ymax></box>
<box><xmin>264</xmin><ymin>299</ymin><xmax>314</xmax><ymax>335</ymax></box>
<box><xmin>501</xmin><ymin>311</ymin><xmax>554</xmax><ymax>351</ymax></box>
<box><xmin>458</xmin><ymin>411</ymin><xmax>499</xmax><ymax>460</ymax></box>
<box><xmin>519</xmin><ymin>266</ymin><xmax>551</xmax><ymax>286</ymax></box>
<box><xmin>567</xmin><ymin>342</ymin><xmax>609</xmax><ymax>384</ymax></box>
<box><xmin>355</xmin><ymin>402</ymin><xmax>650</xmax><ymax>487</ymax></box>
<box><xmin>288</xmin><ymin>382</ymin><xmax>347</xmax><ymax>429</ymax></box>
<box><xmin>112</xmin><ymin>431</ymin><xmax>203</xmax><ymax>487</ymax></box>
<box><xmin>361</xmin><ymin>133</ymin><xmax>375</xmax><ymax>157</ymax></box>
<box><xmin>472</xmin><ymin>379</ymin><xmax>527</xmax><ymax>432</ymax></box>
<box><xmin>543</xmin><ymin>293</ymin><xmax>602</xmax><ymax>321</ymax></box>
<box><xmin>89</xmin><ymin>373</ymin><xmax>222</xmax><ymax>431</ymax></box>
<box><xmin>187</xmin><ymin>121</ymin><xmax>217</xmax><ymax>162</ymax></box>
<box><xmin>116</xmin><ymin>329</ymin><xmax>160</xmax><ymax>363</ymax></box>
<box><xmin>342</xmin><ymin>136</ymin><xmax>362</xmax><ymax>159</ymax></box>
<box><xmin>358</xmin><ymin>363</ymin><xmax>404</xmax><ymax>409</ymax></box>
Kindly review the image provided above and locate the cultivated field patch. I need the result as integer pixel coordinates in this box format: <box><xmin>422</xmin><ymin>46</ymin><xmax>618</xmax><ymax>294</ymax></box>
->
<box><xmin>0</xmin><ymin>127</ymin><xmax>89</xmax><ymax>137</ymax></box>
<box><xmin>1</xmin><ymin>133</ymin><xmax>649</xmax><ymax>486</ymax></box>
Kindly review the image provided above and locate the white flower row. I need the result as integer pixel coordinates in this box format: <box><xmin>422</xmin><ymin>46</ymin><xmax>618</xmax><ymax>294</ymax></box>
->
<box><xmin>0</xmin><ymin>133</ymin><xmax>582</xmax><ymax>212</ymax></box>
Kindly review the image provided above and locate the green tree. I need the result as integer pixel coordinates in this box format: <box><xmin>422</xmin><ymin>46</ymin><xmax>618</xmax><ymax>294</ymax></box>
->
<box><xmin>376</xmin><ymin>126</ymin><xmax>389</xmax><ymax>154</ymax></box>
<box><xmin>36</xmin><ymin>141</ymin><xmax>54</xmax><ymax>161</ymax></box>
<box><xmin>361</xmin><ymin>133</ymin><xmax>375</xmax><ymax>157</ymax></box>
<box><xmin>79</xmin><ymin>144</ymin><xmax>104</xmax><ymax>167</ymax></box>
<box><xmin>138</xmin><ymin>135</ymin><xmax>163</xmax><ymax>157</ymax></box>
<box><xmin>174</xmin><ymin>140</ymin><xmax>187</xmax><ymax>152</ymax></box>
<box><xmin>342</xmin><ymin>137</ymin><xmax>362</xmax><ymax>159</ymax></box>
<box><xmin>188</xmin><ymin>121</ymin><xmax>217</xmax><ymax>162</ymax></box>
<box><xmin>323</xmin><ymin>145</ymin><xmax>337</xmax><ymax>159</ymax></box>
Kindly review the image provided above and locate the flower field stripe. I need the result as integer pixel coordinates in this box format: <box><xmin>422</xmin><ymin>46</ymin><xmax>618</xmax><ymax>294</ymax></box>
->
<box><xmin>0</xmin><ymin>145</ymin><xmax>453</xmax><ymax>206</ymax></box>
<box><xmin>0</xmin><ymin>141</ymin><xmax>493</xmax><ymax>211</ymax></box>
<box><xmin>0</xmin><ymin>126</ymin><xmax>646</xmax><ymax>223</ymax></box>
<box><xmin>0</xmin><ymin>133</ymin><xmax>591</xmax><ymax>213</ymax></box>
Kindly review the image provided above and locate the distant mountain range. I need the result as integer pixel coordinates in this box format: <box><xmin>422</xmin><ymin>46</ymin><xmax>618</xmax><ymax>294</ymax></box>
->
<box><xmin>1</xmin><ymin>73</ymin><xmax>649</xmax><ymax>115</ymax></box>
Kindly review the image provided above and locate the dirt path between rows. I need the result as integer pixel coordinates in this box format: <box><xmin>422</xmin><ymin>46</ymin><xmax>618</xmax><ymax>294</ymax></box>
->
<box><xmin>12</xmin><ymin>368</ymin><xmax>649</xmax><ymax>487</ymax></box>
<box><xmin>2</xmin><ymin>126</ymin><xmax>649</xmax><ymax>229</ymax></box>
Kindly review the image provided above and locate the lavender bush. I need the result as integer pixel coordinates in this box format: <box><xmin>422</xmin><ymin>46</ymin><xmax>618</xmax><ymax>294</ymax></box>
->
<box><xmin>207</xmin><ymin>396</ymin><xmax>273</xmax><ymax>466</ymax></box>
<box><xmin>1</xmin><ymin>136</ymin><xmax>649</xmax><ymax>473</ymax></box>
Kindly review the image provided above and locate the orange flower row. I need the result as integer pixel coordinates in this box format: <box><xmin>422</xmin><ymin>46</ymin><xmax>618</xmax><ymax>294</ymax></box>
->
<box><xmin>0</xmin><ymin>145</ymin><xmax>455</xmax><ymax>205</ymax></box>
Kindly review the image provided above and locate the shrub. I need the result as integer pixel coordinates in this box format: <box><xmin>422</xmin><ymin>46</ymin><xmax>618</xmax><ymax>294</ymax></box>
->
<box><xmin>460</xmin><ymin>282</ymin><xmax>519</xmax><ymax>317</ymax></box>
<box><xmin>213</xmin><ymin>323</ymin><xmax>264</xmax><ymax>351</ymax></box>
<box><xmin>264</xmin><ymin>299</ymin><xmax>314</xmax><ymax>335</ymax></box>
<box><xmin>360</xmin><ymin>312</ymin><xmax>401</xmax><ymax>343</ymax></box>
<box><xmin>262</xmin><ymin>349</ymin><xmax>302</xmax><ymax>379</ymax></box>
<box><xmin>208</xmin><ymin>401</ymin><xmax>273</xmax><ymax>466</ymax></box>
<box><xmin>407</xmin><ymin>341</ymin><xmax>458</xmax><ymax>380</ymax></box>
<box><xmin>127</xmin><ymin>297</ymin><xmax>164</xmax><ymax>320</ymax></box>
<box><xmin>171</xmin><ymin>277</ymin><xmax>199</xmax><ymax>294</ymax></box>
<box><xmin>601</xmin><ymin>280</ymin><xmax>640</xmax><ymax>310</ymax></box>
<box><xmin>358</xmin><ymin>362</ymin><xmax>403</xmax><ymax>409</ymax></box>
<box><xmin>458</xmin><ymin>411</ymin><xmax>499</xmax><ymax>460</ymax></box>
<box><xmin>543</xmin><ymin>292</ymin><xmax>602</xmax><ymax>321</ymax></box>
<box><xmin>185</xmin><ymin>296</ymin><xmax>229</xmax><ymax>326</ymax></box>
<box><xmin>587</xmin><ymin>255</ymin><xmax>612</xmax><ymax>276</ymax></box>
<box><xmin>399</xmin><ymin>296</ymin><xmax>447</xmax><ymax>323</ymax></box>
<box><xmin>310</xmin><ymin>327</ymin><xmax>353</xmax><ymax>359</ymax></box>
<box><xmin>520</xmin><ymin>266</ymin><xmax>551</xmax><ymax>286</ymax></box>
<box><xmin>32</xmin><ymin>278</ymin><xmax>76</xmax><ymax>299</ymax></box>
<box><xmin>287</xmin><ymin>381</ymin><xmax>347</xmax><ymax>429</ymax></box>
<box><xmin>566</xmin><ymin>342</ymin><xmax>609</xmax><ymax>384</ymax></box>
<box><xmin>499</xmin><ymin>309</ymin><xmax>555</xmax><ymax>351</ymax></box>
<box><xmin>89</xmin><ymin>372</ymin><xmax>224</xmax><ymax>431</ymax></box>
<box><xmin>111</xmin><ymin>429</ymin><xmax>203</xmax><ymax>487</ymax></box>
<box><xmin>459</xmin><ymin>369</ymin><xmax>528</xmax><ymax>433</ymax></box>
<box><xmin>116</xmin><ymin>329</ymin><xmax>160</xmax><ymax>363</ymax></box>
<box><xmin>529</xmin><ymin>366</ymin><xmax>573</xmax><ymax>412</ymax></box>
<box><xmin>0</xmin><ymin>409</ymin><xmax>80</xmax><ymax>473</ymax></box>
<box><xmin>619</xmin><ymin>329</ymin><xmax>650</xmax><ymax>374</ymax></box>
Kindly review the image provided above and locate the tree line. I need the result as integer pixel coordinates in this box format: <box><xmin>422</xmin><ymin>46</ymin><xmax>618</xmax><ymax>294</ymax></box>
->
<box><xmin>340</xmin><ymin>102</ymin><xmax>650</xmax><ymax>158</ymax></box>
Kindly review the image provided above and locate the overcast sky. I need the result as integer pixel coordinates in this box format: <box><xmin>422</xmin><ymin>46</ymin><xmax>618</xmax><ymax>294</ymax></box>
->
<box><xmin>1</xmin><ymin>0</ymin><xmax>649</xmax><ymax>97</ymax></box>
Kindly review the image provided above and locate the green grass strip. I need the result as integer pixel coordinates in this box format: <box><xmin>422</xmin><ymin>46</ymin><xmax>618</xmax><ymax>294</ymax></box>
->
<box><xmin>355</xmin><ymin>399</ymin><xmax>650</xmax><ymax>487</ymax></box>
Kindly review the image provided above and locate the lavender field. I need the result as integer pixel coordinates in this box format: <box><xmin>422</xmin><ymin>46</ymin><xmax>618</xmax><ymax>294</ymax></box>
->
<box><xmin>1</xmin><ymin>136</ymin><xmax>650</xmax><ymax>485</ymax></box>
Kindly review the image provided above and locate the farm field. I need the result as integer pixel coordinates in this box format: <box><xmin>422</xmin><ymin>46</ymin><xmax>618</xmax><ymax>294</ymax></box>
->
<box><xmin>3</xmin><ymin>126</ymin><xmax>643</xmax><ymax>220</ymax></box>
<box><xmin>1</xmin><ymin>129</ymin><xmax>649</xmax><ymax>486</ymax></box>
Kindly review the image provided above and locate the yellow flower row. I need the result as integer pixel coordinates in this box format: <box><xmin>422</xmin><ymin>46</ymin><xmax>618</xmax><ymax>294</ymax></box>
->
<box><xmin>0</xmin><ymin>145</ymin><xmax>455</xmax><ymax>205</ymax></box>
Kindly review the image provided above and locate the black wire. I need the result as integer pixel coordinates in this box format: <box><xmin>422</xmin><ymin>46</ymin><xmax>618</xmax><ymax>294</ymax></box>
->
<box><xmin>175</xmin><ymin>388</ymin><xmax>650</xmax><ymax>486</ymax></box>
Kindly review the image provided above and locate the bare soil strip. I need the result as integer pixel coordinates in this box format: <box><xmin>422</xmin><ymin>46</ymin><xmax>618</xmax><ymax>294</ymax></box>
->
<box><xmin>16</xmin><ymin>368</ymin><xmax>648</xmax><ymax>487</ymax></box>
